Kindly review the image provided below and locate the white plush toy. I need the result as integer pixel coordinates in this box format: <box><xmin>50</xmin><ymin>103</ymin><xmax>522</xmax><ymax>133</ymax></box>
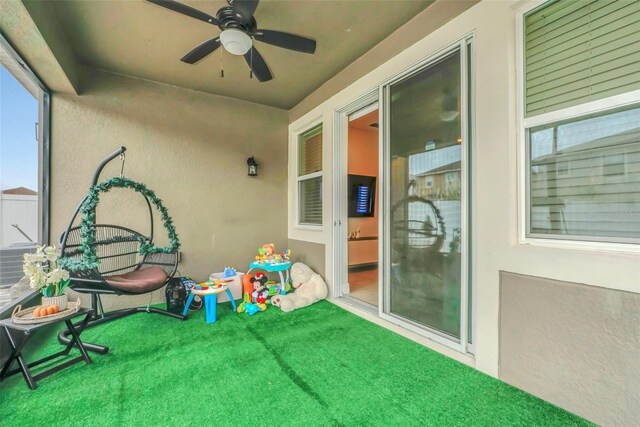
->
<box><xmin>271</xmin><ymin>262</ymin><xmax>328</xmax><ymax>312</ymax></box>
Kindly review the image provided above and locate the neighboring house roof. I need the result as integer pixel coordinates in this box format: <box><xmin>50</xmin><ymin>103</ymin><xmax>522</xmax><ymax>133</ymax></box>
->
<box><xmin>2</xmin><ymin>187</ymin><xmax>38</xmax><ymax>195</ymax></box>
<box><xmin>532</xmin><ymin>127</ymin><xmax>640</xmax><ymax>164</ymax></box>
<box><xmin>416</xmin><ymin>161</ymin><xmax>461</xmax><ymax>177</ymax></box>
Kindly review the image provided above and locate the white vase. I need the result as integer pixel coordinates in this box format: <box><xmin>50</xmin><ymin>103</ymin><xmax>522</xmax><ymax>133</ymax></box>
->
<box><xmin>42</xmin><ymin>294</ymin><xmax>68</xmax><ymax>310</ymax></box>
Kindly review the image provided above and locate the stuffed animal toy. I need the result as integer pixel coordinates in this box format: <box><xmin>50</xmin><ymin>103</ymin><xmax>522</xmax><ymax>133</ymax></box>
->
<box><xmin>262</xmin><ymin>243</ymin><xmax>275</xmax><ymax>258</ymax></box>
<box><xmin>250</xmin><ymin>273</ymin><xmax>269</xmax><ymax>304</ymax></box>
<box><xmin>271</xmin><ymin>262</ymin><xmax>328</xmax><ymax>312</ymax></box>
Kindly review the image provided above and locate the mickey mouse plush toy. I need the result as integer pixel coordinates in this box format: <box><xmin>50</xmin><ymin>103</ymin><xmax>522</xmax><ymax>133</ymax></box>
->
<box><xmin>250</xmin><ymin>272</ymin><xmax>269</xmax><ymax>304</ymax></box>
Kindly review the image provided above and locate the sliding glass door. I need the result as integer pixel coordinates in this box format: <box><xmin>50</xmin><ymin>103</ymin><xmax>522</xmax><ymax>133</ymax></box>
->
<box><xmin>382</xmin><ymin>40</ymin><xmax>470</xmax><ymax>347</ymax></box>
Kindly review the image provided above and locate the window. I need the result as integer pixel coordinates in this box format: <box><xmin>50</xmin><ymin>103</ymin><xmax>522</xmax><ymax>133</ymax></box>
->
<box><xmin>522</xmin><ymin>0</ymin><xmax>640</xmax><ymax>245</ymax></box>
<box><xmin>0</xmin><ymin>35</ymin><xmax>50</xmax><ymax>294</ymax></box>
<box><xmin>297</xmin><ymin>124</ymin><xmax>322</xmax><ymax>226</ymax></box>
<box><xmin>425</xmin><ymin>175</ymin><xmax>434</xmax><ymax>188</ymax></box>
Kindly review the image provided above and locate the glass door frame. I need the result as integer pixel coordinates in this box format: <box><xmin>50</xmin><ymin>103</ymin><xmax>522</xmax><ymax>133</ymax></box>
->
<box><xmin>332</xmin><ymin>90</ymin><xmax>380</xmax><ymax>311</ymax></box>
<box><xmin>332</xmin><ymin>35</ymin><xmax>474</xmax><ymax>354</ymax></box>
<box><xmin>379</xmin><ymin>36</ymin><xmax>473</xmax><ymax>353</ymax></box>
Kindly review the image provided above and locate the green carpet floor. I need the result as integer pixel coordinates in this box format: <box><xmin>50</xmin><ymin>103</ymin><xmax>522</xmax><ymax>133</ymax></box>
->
<box><xmin>1</xmin><ymin>301</ymin><xmax>591</xmax><ymax>426</ymax></box>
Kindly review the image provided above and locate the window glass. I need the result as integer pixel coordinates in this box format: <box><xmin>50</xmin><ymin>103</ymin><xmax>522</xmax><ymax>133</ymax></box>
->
<box><xmin>299</xmin><ymin>176</ymin><xmax>322</xmax><ymax>225</ymax></box>
<box><xmin>298</xmin><ymin>126</ymin><xmax>322</xmax><ymax>176</ymax></box>
<box><xmin>529</xmin><ymin>104</ymin><xmax>640</xmax><ymax>241</ymax></box>
<box><xmin>297</xmin><ymin>124</ymin><xmax>323</xmax><ymax>226</ymax></box>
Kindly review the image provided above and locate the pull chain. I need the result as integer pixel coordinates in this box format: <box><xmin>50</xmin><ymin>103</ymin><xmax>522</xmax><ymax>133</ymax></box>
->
<box><xmin>220</xmin><ymin>44</ymin><xmax>224</xmax><ymax>78</ymax></box>
<box><xmin>250</xmin><ymin>47</ymin><xmax>253</xmax><ymax>79</ymax></box>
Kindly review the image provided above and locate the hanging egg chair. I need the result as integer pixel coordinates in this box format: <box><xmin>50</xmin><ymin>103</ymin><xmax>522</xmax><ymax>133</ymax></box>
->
<box><xmin>58</xmin><ymin>147</ymin><xmax>183</xmax><ymax>354</ymax></box>
<box><xmin>391</xmin><ymin>194</ymin><xmax>446</xmax><ymax>274</ymax></box>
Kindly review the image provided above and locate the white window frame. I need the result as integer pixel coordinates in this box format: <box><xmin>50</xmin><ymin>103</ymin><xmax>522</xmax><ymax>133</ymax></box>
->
<box><xmin>0</xmin><ymin>34</ymin><xmax>50</xmax><ymax>246</ymax></box>
<box><xmin>293</xmin><ymin>119</ymin><xmax>324</xmax><ymax>230</ymax></box>
<box><xmin>515</xmin><ymin>0</ymin><xmax>640</xmax><ymax>253</ymax></box>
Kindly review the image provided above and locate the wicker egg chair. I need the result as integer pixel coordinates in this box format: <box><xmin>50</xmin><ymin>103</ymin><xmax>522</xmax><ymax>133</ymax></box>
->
<box><xmin>57</xmin><ymin>147</ymin><xmax>183</xmax><ymax>354</ymax></box>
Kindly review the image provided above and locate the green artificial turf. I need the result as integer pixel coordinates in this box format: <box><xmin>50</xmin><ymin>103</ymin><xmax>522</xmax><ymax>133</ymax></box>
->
<box><xmin>0</xmin><ymin>300</ymin><xmax>591</xmax><ymax>426</ymax></box>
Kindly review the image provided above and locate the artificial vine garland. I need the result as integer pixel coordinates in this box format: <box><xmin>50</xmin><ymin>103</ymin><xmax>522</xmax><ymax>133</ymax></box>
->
<box><xmin>60</xmin><ymin>177</ymin><xmax>180</xmax><ymax>272</ymax></box>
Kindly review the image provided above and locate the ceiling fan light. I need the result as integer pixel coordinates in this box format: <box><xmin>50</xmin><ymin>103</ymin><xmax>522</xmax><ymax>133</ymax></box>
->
<box><xmin>220</xmin><ymin>29</ymin><xmax>252</xmax><ymax>55</ymax></box>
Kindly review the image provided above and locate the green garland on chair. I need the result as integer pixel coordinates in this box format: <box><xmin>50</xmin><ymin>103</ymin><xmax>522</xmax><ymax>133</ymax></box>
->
<box><xmin>60</xmin><ymin>177</ymin><xmax>180</xmax><ymax>272</ymax></box>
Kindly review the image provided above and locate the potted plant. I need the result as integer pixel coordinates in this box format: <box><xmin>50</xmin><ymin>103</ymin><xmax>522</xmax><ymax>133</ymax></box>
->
<box><xmin>22</xmin><ymin>245</ymin><xmax>71</xmax><ymax>310</ymax></box>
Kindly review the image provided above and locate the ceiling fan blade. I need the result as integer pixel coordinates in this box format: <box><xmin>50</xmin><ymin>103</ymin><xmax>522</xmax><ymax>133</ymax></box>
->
<box><xmin>181</xmin><ymin>38</ymin><xmax>221</xmax><ymax>64</ymax></box>
<box><xmin>232</xmin><ymin>0</ymin><xmax>259</xmax><ymax>25</ymax></box>
<box><xmin>147</xmin><ymin>0</ymin><xmax>219</xmax><ymax>26</ymax></box>
<box><xmin>252</xmin><ymin>29</ymin><xmax>316</xmax><ymax>54</ymax></box>
<box><xmin>243</xmin><ymin>46</ymin><xmax>272</xmax><ymax>82</ymax></box>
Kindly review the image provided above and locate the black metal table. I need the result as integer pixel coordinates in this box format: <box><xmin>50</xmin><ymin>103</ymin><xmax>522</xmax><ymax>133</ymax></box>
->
<box><xmin>0</xmin><ymin>308</ymin><xmax>98</xmax><ymax>389</ymax></box>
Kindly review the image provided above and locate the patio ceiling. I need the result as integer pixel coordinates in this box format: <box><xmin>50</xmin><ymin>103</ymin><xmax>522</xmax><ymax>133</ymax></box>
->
<box><xmin>33</xmin><ymin>0</ymin><xmax>433</xmax><ymax>109</ymax></box>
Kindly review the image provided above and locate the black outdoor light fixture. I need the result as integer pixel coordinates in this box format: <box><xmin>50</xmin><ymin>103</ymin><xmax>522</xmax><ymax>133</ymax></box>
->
<box><xmin>247</xmin><ymin>156</ymin><xmax>258</xmax><ymax>176</ymax></box>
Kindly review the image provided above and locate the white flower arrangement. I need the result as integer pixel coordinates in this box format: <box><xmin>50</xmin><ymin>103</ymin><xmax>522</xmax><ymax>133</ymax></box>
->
<box><xmin>23</xmin><ymin>245</ymin><xmax>70</xmax><ymax>297</ymax></box>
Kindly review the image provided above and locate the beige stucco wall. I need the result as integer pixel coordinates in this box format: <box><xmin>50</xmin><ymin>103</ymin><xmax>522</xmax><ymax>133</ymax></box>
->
<box><xmin>287</xmin><ymin>0</ymin><xmax>640</xmax><ymax>424</ymax></box>
<box><xmin>500</xmin><ymin>272</ymin><xmax>640</xmax><ymax>426</ymax></box>
<box><xmin>287</xmin><ymin>239</ymin><xmax>325</xmax><ymax>279</ymax></box>
<box><xmin>51</xmin><ymin>68</ymin><xmax>288</xmax><ymax>307</ymax></box>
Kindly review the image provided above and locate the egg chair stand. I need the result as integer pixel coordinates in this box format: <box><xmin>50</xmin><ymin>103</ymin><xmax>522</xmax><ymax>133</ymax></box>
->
<box><xmin>57</xmin><ymin>146</ymin><xmax>184</xmax><ymax>355</ymax></box>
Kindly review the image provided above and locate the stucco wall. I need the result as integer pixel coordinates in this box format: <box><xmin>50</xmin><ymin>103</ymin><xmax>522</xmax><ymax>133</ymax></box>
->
<box><xmin>287</xmin><ymin>0</ymin><xmax>640</xmax><ymax>424</ymax></box>
<box><xmin>287</xmin><ymin>239</ymin><xmax>325</xmax><ymax>281</ymax></box>
<box><xmin>500</xmin><ymin>271</ymin><xmax>640</xmax><ymax>426</ymax></box>
<box><xmin>51</xmin><ymin>68</ymin><xmax>289</xmax><ymax>307</ymax></box>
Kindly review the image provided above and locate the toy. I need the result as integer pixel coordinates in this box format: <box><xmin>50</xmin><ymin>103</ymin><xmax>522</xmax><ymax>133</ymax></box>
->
<box><xmin>251</xmin><ymin>272</ymin><xmax>269</xmax><ymax>303</ymax></box>
<box><xmin>236</xmin><ymin>293</ymin><xmax>267</xmax><ymax>315</ymax></box>
<box><xmin>242</xmin><ymin>273</ymin><xmax>255</xmax><ymax>302</ymax></box>
<box><xmin>244</xmin><ymin>302</ymin><xmax>265</xmax><ymax>316</ymax></box>
<box><xmin>271</xmin><ymin>262</ymin><xmax>328</xmax><ymax>313</ymax></box>
<box><xmin>253</xmin><ymin>244</ymin><xmax>292</xmax><ymax>266</ymax></box>
<box><xmin>223</xmin><ymin>267</ymin><xmax>237</xmax><ymax>278</ymax></box>
<box><xmin>262</xmin><ymin>243</ymin><xmax>275</xmax><ymax>257</ymax></box>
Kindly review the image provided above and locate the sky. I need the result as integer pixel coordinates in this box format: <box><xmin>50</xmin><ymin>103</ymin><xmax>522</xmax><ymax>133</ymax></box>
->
<box><xmin>1</xmin><ymin>66</ymin><xmax>39</xmax><ymax>191</ymax></box>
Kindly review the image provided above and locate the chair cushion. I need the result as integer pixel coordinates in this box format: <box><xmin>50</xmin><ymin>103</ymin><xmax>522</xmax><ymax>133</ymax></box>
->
<box><xmin>105</xmin><ymin>267</ymin><xmax>168</xmax><ymax>294</ymax></box>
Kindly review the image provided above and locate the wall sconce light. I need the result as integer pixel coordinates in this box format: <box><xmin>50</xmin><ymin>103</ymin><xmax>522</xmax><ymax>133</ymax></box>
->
<box><xmin>247</xmin><ymin>156</ymin><xmax>258</xmax><ymax>176</ymax></box>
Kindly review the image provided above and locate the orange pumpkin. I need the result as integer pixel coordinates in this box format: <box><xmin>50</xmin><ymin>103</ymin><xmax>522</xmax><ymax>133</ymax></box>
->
<box><xmin>33</xmin><ymin>306</ymin><xmax>43</xmax><ymax>317</ymax></box>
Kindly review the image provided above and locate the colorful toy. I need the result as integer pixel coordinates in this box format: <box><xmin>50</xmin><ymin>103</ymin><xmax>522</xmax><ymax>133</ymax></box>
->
<box><xmin>251</xmin><ymin>273</ymin><xmax>269</xmax><ymax>303</ymax></box>
<box><xmin>253</xmin><ymin>244</ymin><xmax>292</xmax><ymax>266</ymax></box>
<box><xmin>242</xmin><ymin>274</ymin><xmax>255</xmax><ymax>302</ymax></box>
<box><xmin>255</xmin><ymin>248</ymin><xmax>268</xmax><ymax>263</ymax></box>
<box><xmin>223</xmin><ymin>267</ymin><xmax>237</xmax><ymax>278</ymax></box>
<box><xmin>236</xmin><ymin>293</ymin><xmax>267</xmax><ymax>315</ymax></box>
<box><xmin>262</xmin><ymin>243</ymin><xmax>275</xmax><ymax>257</ymax></box>
<box><xmin>244</xmin><ymin>302</ymin><xmax>265</xmax><ymax>316</ymax></box>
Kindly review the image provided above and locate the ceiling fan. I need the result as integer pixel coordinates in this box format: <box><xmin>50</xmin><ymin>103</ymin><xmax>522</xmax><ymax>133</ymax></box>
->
<box><xmin>147</xmin><ymin>0</ymin><xmax>317</xmax><ymax>82</ymax></box>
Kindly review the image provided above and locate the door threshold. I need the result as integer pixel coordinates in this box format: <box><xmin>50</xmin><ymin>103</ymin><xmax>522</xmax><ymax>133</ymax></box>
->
<box><xmin>329</xmin><ymin>297</ymin><xmax>475</xmax><ymax>366</ymax></box>
<box><xmin>338</xmin><ymin>295</ymin><xmax>378</xmax><ymax>314</ymax></box>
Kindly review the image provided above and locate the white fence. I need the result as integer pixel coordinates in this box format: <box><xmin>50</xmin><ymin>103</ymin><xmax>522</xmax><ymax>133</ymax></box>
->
<box><xmin>0</xmin><ymin>193</ymin><xmax>38</xmax><ymax>247</ymax></box>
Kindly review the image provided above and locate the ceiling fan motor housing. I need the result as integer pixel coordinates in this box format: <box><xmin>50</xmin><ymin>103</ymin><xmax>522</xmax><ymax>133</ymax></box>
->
<box><xmin>216</xmin><ymin>6</ymin><xmax>257</xmax><ymax>32</ymax></box>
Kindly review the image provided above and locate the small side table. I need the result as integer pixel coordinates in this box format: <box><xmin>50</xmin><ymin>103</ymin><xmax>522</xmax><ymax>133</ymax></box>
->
<box><xmin>182</xmin><ymin>285</ymin><xmax>237</xmax><ymax>324</ymax></box>
<box><xmin>247</xmin><ymin>261</ymin><xmax>292</xmax><ymax>294</ymax></box>
<box><xmin>0</xmin><ymin>308</ymin><xmax>96</xmax><ymax>390</ymax></box>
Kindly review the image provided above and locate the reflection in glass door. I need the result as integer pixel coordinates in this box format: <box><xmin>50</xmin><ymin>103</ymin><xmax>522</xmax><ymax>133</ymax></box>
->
<box><xmin>384</xmin><ymin>43</ymin><xmax>470</xmax><ymax>344</ymax></box>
